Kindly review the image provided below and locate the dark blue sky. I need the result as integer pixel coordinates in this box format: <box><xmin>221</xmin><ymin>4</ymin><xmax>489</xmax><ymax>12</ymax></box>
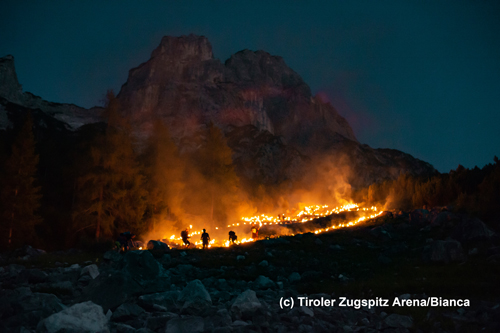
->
<box><xmin>1</xmin><ymin>1</ymin><xmax>499</xmax><ymax>172</ymax></box>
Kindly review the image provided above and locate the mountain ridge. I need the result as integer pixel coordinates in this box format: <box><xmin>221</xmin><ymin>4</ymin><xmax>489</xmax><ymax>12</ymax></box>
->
<box><xmin>0</xmin><ymin>36</ymin><xmax>437</xmax><ymax>188</ymax></box>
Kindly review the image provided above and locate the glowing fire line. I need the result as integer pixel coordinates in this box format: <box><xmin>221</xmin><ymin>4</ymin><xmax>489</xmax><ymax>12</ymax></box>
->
<box><xmin>158</xmin><ymin>204</ymin><xmax>382</xmax><ymax>249</ymax></box>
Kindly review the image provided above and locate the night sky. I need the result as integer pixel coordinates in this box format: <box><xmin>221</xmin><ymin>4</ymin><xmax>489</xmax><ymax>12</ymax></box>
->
<box><xmin>1</xmin><ymin>1</ymin><xmax>499</xmax><ymax>173</ymax></box>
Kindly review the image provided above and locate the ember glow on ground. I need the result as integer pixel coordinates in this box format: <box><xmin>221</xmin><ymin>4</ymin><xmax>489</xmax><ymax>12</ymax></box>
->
<box><xmin>162</xmin><ymin>203</ymin><xmax>383</xmax><ymax>249</ymax></box>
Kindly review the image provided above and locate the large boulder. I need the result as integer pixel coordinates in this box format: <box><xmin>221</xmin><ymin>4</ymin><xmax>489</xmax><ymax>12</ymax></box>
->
<box><xmin>123</xmin><ymin>250</ymin><xmax>167</xmax><ymax>286</ymax></box>
<box><xmin>21</xmin><ymin>269</ymin><xmax>49</xmax><ymax>283</ymax></box>
<box><xmin>178</xmin><ymin>279</ymin><xmax>212</xmax><ymax>314</ymax></box>
<box><xmin>103</xmin><ymin>250</ymin><xmax>123</xmax><ymax>263</ymax></box>
<box><xmin>111</xmin><ymin>303</ymin><xmax>145</xmax><ymax>322</ymax></box>
<box><xmin>37</xmin><ymin>301</ymin><xmax>108</xmax><ymax>333</ymax></box>
<box><xmin>147</xmin><ymin>241</ymin><xmax>170</xmax><ymax>258</ymax></box>
<box><xmin>81</xmin><ymin>264</ymin><xmax>99</xmax><ymax>280</ymax></box>
<box><xmin>1</xmin><ymin>291</ymin><xmax>65</xmax><ymax>329</ymax></box>
<box><xmin>81</xmin><ymin>250</ymin><xmax>171</xmax><ymax>311</ymax></box>
<box><xmin>253</xmin><ymin>275</ymin><xmax>275</xmax><ymax>290</ymax></box>
<box><xmin>231</xmin><ymin>290</ymin><xmax>262</xmax><ymax>314</ymax></box>
<box><xmin>288</xmin><ymin>272</ymin><xmax>301</xmax><ymax>283</ymax></box>
<box><xmin>81</xmin><ymin>269</ymin><xmax>142</xmax><ymax>311</ymax></box>
<box><xmin>452</xmin><ymin>217</ymin><xmax>496</xmax><ymax>243</ymax></box>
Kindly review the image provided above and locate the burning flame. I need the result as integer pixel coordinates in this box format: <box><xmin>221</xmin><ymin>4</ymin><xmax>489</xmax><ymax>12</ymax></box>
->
<box><xmin>147</xmin><ymin>203</ymin><xmax>383</xmax><ymax>249</ymax></box>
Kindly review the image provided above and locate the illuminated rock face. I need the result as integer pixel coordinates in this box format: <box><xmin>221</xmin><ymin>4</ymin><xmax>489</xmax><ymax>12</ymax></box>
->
<box><xmin>0</xmin><ymin>40</ymin><xmax>436</xmax><ymax>187</ymax></box>
<box><xmin>116</xmin><ymin>34</ymin><xmax>357</xmax><ymax>149</ymax></box>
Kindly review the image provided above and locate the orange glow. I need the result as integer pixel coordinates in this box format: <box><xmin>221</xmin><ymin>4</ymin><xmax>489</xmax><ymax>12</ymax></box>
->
<box><xmin>141</xmin><ymin>203</ymin><xmax>383</xmax><ymax>250</ymax></box>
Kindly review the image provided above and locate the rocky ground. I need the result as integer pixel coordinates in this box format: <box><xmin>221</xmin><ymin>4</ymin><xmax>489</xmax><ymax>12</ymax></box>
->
<box><xmin>1</xmin><ymin>207</ymin><xmax>500</xmax><ymax>333</ymax></box>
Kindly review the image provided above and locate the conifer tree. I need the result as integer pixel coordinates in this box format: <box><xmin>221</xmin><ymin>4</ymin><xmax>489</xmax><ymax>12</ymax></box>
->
<box><xmin>73</xmin><ymin>92</ymin><xmax>146</xmax><ymax>239</ymax></box>
<box><xmin>1</xmin><ymin>113</ymin><xmax>41</xmax><ymax>247</ymax></box>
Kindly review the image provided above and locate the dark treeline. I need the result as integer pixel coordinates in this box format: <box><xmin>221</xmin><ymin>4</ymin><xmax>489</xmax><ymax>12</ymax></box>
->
<box><xmin>0</xmin><ymin>93</ymin><xmax>248</xmax><ymax>251</ymax></box>
<box><xmin>354</xmin><ymin>158</ymin><xmax>500</xmax><ymax>231</ymax></box>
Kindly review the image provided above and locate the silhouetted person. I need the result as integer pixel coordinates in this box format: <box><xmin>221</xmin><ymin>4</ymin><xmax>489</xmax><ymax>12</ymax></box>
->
<box><xmin>117</xmin><ymin>232</ymin><xmax>135</xmax><ymax>253</ymax></box>
<box><xmin>251</xmin><ymin>225</ymin><xmax>259</xmax><ymax>239</ymax></box>
<box><xmin>181</xmin><ymin>228</ymin><xmax>190</xmax><ymax>247</ymax></box>
<box><xmin>229</xmin><ymin>230</ymin><xmax>237</xmax><ymax>244</ymax></box>
<box><xmin>201</xmin><ymin>229</ymin><xmax>210</xmax><ymax>249</ymax></box>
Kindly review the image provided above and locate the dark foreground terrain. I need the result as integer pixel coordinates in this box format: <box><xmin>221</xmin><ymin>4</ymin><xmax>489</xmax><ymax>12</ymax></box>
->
<box><xmin>1</xmin><ymin>207</ymin><xmax>499</xmax><ymax>332</ymax></box>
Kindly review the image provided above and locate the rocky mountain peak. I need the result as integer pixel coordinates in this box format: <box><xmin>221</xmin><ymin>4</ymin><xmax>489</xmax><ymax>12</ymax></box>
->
<box><xmin>117</xmin><ymin>35</ymin><xmax>357</xmax><ymax>149</ymax></box>
<box><xmin>225</xmin><ymin>50</ymin><xmax>311</xmax><ymax>97</ymax></box>
<box><xmin>0</xmin><ymin>55</ymin><xmax>23</xmax><ymax>103</ymax></box>
<box><xmin>0</xmin><ymin>55</ymin><xmax>101</xmax><ymax>130</ymax></box>
<box><xmin>151</xmin><ymin>34</ymin><xmax>213</xmax><ymax>63</ymax></box>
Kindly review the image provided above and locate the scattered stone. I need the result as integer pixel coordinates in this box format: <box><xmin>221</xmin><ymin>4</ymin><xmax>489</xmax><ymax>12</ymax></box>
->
<box><xmin>160</xmin><ymin>254</ymin><xmax>172</xmax><ymax>265</ymax></box>
<box><xmin>231</xmin><ymin>290</ymin><xmax>262</xmax><ymax>314</ymax></box>
<box><xmin>258</xmin><ymin>260</ymin><xmax>269</xmax><ymax>267</ymax></box>
<box><xmin>398</xmin><ymin>293</ymin><xmax>411</xmax><ymax>300</ymax></box>
<box><xmin>21</xmin><ymin>269</ymin><xmax>49</xmax><ymax>283</ymax></box>
<box><xmin>166</xmin><ymin>316</ymin><xmax>204</xmax><ymax>333</ymax></box>
<box><xmin>209</xmin><ymin>308</ymin><xmax>232</xmax><ymax>328</ymax></box>
<box><xmin>453</xmin><ymin>217</ymin><xmax>496</xmax><ymax>242</ymax></box>
<box><xmin>384</xmin><ymin>313</ymin><xmax>413</xmax><ymax>328</ymax></box>
<box><xmin>338</xmin><ymin>274</ymin><xmax>349</xmax><ymax>282</ymax></box>
<box><xmin>106</xmin><ymin>309</ymin><xmax>112</xmax><ymax>320</ymax></box>
<box><xmin>147</xmin><ymin>240</ymin><xmax>170</xmax><ymax>252</ymax></box>
<box><xmin>329</xmin><ymin>244</ymin><xmax>343</xmax><ymax>250</ymax></box>
<box><xmin>213</xmin><ymin>290</ymin><xmax>231</xmax><ymax>303</ymax></box>
<box><xmin>236</xmin><ymin>255</ymin><xmax>245</xmax><ymax>261</ymax></box>
<box><xmin>254</xmin><ymin>275</ymin><xmax>275</xmax><ymax>289</ymax></box>
<box><xmin>111</xmin><ymin>323</ymin><xmax>136</xmax><ymax>333</ymax></box>
<box><xmin>232</xmin><ymin>320</ymin><xmax>249</xmax><ymax>326</ymax></box>
<box><xmin>111</xmin><ymin>303</ymin><xmax>145</xmax><ymax>321</ymax></box>
<box><xmin>178</xmin><ymin>279</ymin><xmax>212</xmax><ymax>314</ymax></box>
<box><xmin>63</xmin><ymin>264</ymin><xmax>80</xmax><ymax>273</ymax></box>
<box><xmin>300</xmin><ymin>306</ymin><xmax>314</xmax><ymax>317</ymax></box>
<box><xmin>81</xmin><ymin>264</ymin><xmax>99</xmax><ymax>279</ymax></box>
<box><xmin>103</xmin><ymin>250</ymin><xmax>122</xmax><ymax>262</ymax></box>
<box><xmin>145</xmin><ymin>313</ymin><xmax>177</xmax><ymax>331</ymax></box>
<box><xmin>288</xmin><ymin>272</ymin><xmax>301</xmax><ymax>283</ymax></box>
<box><xmin>314</xmin><ymin>238</ymin><xmax>323</xmax><ymax>245</ymax></box>
<box><xmin>38</xmin><ymin>301</ymin><xmax>107</xmax><ymax>333</ymax></box>
<box><xmin>138</xmin><ymin>291</ymin><xmax>180</xmax><ymax>310</ymax></box>
<box><xmin>176</xmin><ymin>264</ymin><xmax>195</xmax><ymax>277</ymax></box>
<box><xmin>469</xmin><ymin>248</ymin><xmax>479</xmax><ymax>255</ymax></box>
<box><xmin>123</xmin><ymin>250</ymin><xmax>167</xmax><ymax>286</ymax></box>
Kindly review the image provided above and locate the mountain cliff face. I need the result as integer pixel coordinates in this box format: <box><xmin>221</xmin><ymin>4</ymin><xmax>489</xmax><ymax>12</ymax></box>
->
<box><xmin>0</xmin><ymin>37</ymin><xmax>436</xmax><ymax>188</ymax></box>
<box><xmin>116</xmin><ymin>35</ymin><xmax>435</xmax><ymax>186</ymax></box>
<box><xmin>0</xmin><ymin>55</ymin><xmax>101</xmax><ymax>130</ymax></box>
<box><xmin>116</xmin><ymin>35</ymin><xmax>356</xmax><ymax>148</ymax></box>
